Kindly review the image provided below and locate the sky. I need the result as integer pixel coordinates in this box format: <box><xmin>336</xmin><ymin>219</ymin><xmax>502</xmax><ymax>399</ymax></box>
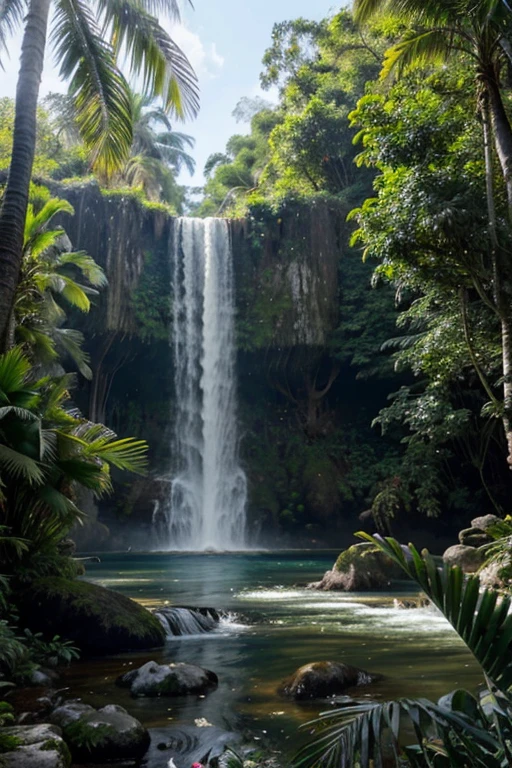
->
<box><xmin>0</xmin><ymin>0</ymin><xmax>340</xmax><ymax>185</ymax></box>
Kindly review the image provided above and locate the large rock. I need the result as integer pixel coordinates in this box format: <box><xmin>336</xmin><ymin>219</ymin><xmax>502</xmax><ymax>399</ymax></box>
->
<box><xmin>442</xmin><ymin>544</ymin><xmax>485</xmax><ymax>573</ymax></box>
<box><xmin>15</xmin><ymin>577</ymin><xmax>165</xmax><ymax>654</ymax></box>
<box><xmin>308</xmin><ymin>543</ymin><xmax>404</xmax><ymax>591</ymax></box>
<box><xmin>117</xmin><ymin>660</ymin><xmax>218</xmax><ymax>697</ymax></box>
<box><xmin>280</xmin><ymin>661</ymin><xmax>382</xmax><ymax>700</ymax></box>
<box><xmin>50</xmin><ymin>701</ymin><xmax>96</xmax><ymax>728</ymax></box>
<box><xmin>458</xmin><ymin>528</ymin><xmax>492</xmax><ymax>548</ymax></box>
<box><xmin>1</xmin><ymin>724</ymin><xmax>71</xmax><ymax>768</ymax></box>
<box><xmin>471</xmin><ymin>514</ymin><xmax>501</xmax><ymax>532</ymax></box>
<box><xmin>54</xmin><ymin>704</ymin><xmax>149</xmax><ymax>762</ymax></box>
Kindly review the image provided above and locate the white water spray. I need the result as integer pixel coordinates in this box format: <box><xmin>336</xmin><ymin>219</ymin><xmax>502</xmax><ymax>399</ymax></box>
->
<box><xmin>164</xmin><ymin>218</ymin><xmax>247</xmax><ymax>550</ymax></box>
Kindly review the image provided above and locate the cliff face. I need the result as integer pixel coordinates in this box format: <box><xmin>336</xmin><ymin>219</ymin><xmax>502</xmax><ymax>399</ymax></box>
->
<box><xmin>60</xmin><ymin>183</ymin><xmax>343</xmax><ymax>350</ymax></box>
<box><xmin>59</xmin><ymin>184</ymin><xmax>382</xmax><ymax>548</ymax></box>
<box><xmin>58</xmin><ymin>184</ymin><xmax>173</xmax><ymax>336</ymax></box>
<box><xmin>232</xmin><ymin>200</ymin><xmax>343</xmax><ymax>351</ymax></box>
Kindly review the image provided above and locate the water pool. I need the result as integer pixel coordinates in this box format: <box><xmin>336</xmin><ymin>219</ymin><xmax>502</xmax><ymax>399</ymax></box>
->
<box><xmin>65</xmin><ymin>551</ymin><xmax>482</xmax><ymax>755</ymax></box>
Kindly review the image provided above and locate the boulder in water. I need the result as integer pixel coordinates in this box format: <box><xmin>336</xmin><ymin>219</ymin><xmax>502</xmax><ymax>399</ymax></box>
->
<box><xmin>442</xmin><ymin>544</ymin><xmax>485</xmax><ymax>573</ymax></box>
<box><xmin>14</xmin><ymin>577</ymin><xmax>165</xmax><ymax>654</ymax></box>
<box><xmin>52</xmin><ymin>703</ymin><xmax>149</xmax><ymax>762</ymax></box>
<box><xmin>116</xmin><ymin>660</ymin><xmax>218</xmax><ymax>697</ymax></box>
<box><xmin>308</xmin><ymin>543</ymin><xmax>403</xmax><ymax>591</ymax></box>
<box><xmin>470</xmin><ymin>514</ymin><xmax>501</xmax><ymax>532</ymax></box>
<box><xmin>280</xmin><ymin>661</ymin><xmax>382</xmax><ymax>700</ymax></box>
<box><xmin>0</xmin><ymin>724</ymin><xmax>71</xmax><ymax>768</ymax></box>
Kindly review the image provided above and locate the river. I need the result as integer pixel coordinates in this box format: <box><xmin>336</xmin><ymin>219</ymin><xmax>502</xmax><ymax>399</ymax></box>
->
<box><xmin>65</xmin><ymin>550</ymin><xmax>482</xmax><ymax>760</ymax></box>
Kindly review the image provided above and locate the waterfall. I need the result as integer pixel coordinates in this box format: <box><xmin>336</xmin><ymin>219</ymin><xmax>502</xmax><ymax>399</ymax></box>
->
<box><xmin>155</xmin><ymin>607</ymin><xmax>219</xmax><ymax>636</ymax></box>
<box><xmin>164</xmin><ymin>218</ymin><xmax>247</xmax><ymax>550</ymax></box>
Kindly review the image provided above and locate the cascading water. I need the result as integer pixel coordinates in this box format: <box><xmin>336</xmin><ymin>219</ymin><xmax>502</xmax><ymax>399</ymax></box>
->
<box><xmin>164</xmin><ymin>217</ymin><xmax>247</xmax><ymax>550</ymax></box>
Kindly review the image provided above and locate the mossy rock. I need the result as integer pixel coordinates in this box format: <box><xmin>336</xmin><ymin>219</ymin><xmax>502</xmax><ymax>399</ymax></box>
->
<box><xmin>15</xmin><ymin>578</ymin><xmax>165</xmax><ymax>654</ymax></box>
<box><xmin>336</xmin><ymin>543</ymin><xmax>403</xmax><ymax>581</ymax></box>
<box><xmin>279</xmin><ymin>661</ymin><xmax>382</xmax><ymax>700</ymax></box>
<box><xmin>116</xmin><ymin>660</ymin><xmax>218</xmax><ymax>697</ymax></box>
<box><xmin>442</xmin><ymin>545</ymin><xmax>485</xmax><ymax>574</ymax></box>
<box><xmin>1</xmin><ymin>724</ymin><xmax>71</xmax><ymax>768</ymax></box>
<box><xmin>61</xmin><ymin>705</ymin><xmax>149</xmax><ymax>762</ymax></box>
<box><xmin>309</xmin><ymin>543</ymin><xmax>404</xmax><ymax>591</ymax></box>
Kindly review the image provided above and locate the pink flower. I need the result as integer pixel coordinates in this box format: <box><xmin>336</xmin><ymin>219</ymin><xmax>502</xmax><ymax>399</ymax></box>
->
<box><xmin>191</xmin><ymin>764</ymin><xmax>203</xmax><ymax>768</ymax></box>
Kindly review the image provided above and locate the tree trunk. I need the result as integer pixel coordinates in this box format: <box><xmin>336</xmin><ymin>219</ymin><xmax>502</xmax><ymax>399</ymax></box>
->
<box><xmin>0</xmin><ymin>0</ymin><xmax>51</xmax><ymax>350</ymax></box>
<box><xmin>481</xmin><ymin>95</ymin><xmax>512</xmax><ymax>467</ymax></box>
<box><xmin>485</xmin><ymin>71</ymin><xmax>512</xmax><ymax>223</ymax></box>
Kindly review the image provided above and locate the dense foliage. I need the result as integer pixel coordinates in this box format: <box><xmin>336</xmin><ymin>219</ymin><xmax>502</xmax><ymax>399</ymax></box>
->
<box><xmin>195</xmin><ymin>1</ymin><xmax>512</xmax><ymax>532</ymax></box>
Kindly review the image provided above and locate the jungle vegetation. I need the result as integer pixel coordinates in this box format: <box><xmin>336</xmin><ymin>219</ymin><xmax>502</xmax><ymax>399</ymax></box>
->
<box><xmin>195</xmin><ymin>3</ymin><xmax>512</xmax><ymax>531</ymax></box>
<box><xmin>2</xmin><ymin>1</ymin><xmax>511</xmax><ymax>537</ymax></box>
<box><xmin>0</xmin><ymin>0</ymin><xmax>197</xmax><ymax>703</ymax></box>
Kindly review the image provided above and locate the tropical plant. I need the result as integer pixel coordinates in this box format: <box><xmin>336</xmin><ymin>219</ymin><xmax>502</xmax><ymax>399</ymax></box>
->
<box><xmin>0</xmin><ymin>0</ymin><xmax>198</xmax><ymax>348</ymax></box>
<box><xmin>295</xmin><ymin>532</ymin><xmax>512</xmax><ymax>767</ymax></box>
<box><xmin>353</xmin><ymin>0</ymin><xmax>512</xmax><ymax>469</ymax></box>
<box><xmin>0</xmin><ymin>701</ymin><xmax>18</xmax><ymax>754</ymax></box>
<box><xmin>129</xmin><ymin>91</ymin><xmax>196</xmax><ymax>176</ymax></box>
<box><xmin>478</xmin><ymin>517</ymin><xmax>512</xmax><ymax>588</ymax></box>
<box><xmin>21</xmin><ymin>629</ymin><xmax>79</xmax><ymax>667</ymax></box>
<box><xmin>0</xmin><ymin>346</ymin><xmax>147</xmax><ymax>575</ymax></box>
<box><xmin>14</xmin><ymin>191</ymin><xmax>107</xmax><ymax>377</ymax></box>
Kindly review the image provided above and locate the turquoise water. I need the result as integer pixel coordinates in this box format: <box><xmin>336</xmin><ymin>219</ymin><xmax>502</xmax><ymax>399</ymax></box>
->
<box><xmin>66</xmin><ymin>551</ymin><xmax>482</xmax><ymax>751</ymax></box>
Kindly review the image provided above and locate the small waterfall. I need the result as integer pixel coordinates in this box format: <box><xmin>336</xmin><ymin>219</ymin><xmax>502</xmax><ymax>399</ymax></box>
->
<box><xmin>164</xmin><ymin>218</ymin><xmax>247</xmax><ymax>550</ymax></box>
<box><xmin>155</xmin><ymin>607</ymin><xmax>220</xmax><ymax>637</ymax></box>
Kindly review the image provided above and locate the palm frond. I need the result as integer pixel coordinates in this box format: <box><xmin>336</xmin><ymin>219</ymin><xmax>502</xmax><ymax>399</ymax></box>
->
<box><xmin>358</xmin><ymin>532</ymin><xmax>512</xmax><ymax>690</ymax></box>
<box><xmin>55</xmin><ymin>251</ymin><xmax>107</xmax><ymax>287</ymax></box>
<box><xmin>53</xmin><ymin>327</ymin><xmax>92</xmax><ymax>379</ymax></box>
<box><xmin>40</xmin><ymin>374</ymin><xmax>76</xmax><ymax>415</ymax></box>
<box><xmin>0</xmin><ymin>405</ymin><xmax>38</xmax><ymax>422</ymax></box>
<box><xmin>80</xmin><ymin>436</ymin><xmax>148</xmax><ymax>473</ymax></box>
<box><xmin>381</xmin><ymin>29</ymin><xmax>453</xmax><ymax>80</ymax></box>
<box><xmin>0</xmin><ymin>444</ymin><xmax>44</xmax><ymax>484</ymax></box>
<box><xmin>40</xmin><ymin>429</ymin><xmax>58</xmax><ymax>463</ymax></box>
<box><xmin>354</xmin><ymin>0</ymin><xmax>461</xmax><ymax>26</ymax></box>
<box><xmin>0</xmin><ymin>0</ymin><xmax>25</xmax><ymax>60</ymax></box>
<box><xmin>0</xmin><ymin>347</ymin><xmax>32</xmax><ymax>396</ymax></box>
<box><xmin>37</xmin><ymin>484</ymin><xmax>83</xmax><ymax>520</ymax></box>
<box><xmin>16</xmin><ymin>325</ymin><xmax>59</xmax><ymax>365</ymax></box>
<box><xmin>24</xmin><ymin>198</ymin><xmax>74</xmax><ymax>244</ymax></box>
<box><xmin>58</xmin><ymin>275</ymin><xmax>91</xmax><ymax>311</ymax></box>
<box><xmin>124</xmin><ymin>153</ymin><xmax>166</xmax><ymax>198</ymax></box>
<box><xmin>56</xmin><ymin>457</ymin><xmax>109</xmax><ymax>493</ymax></box>
<box><xmin>25</xmin><ymin>229</ymin><xmax>65</xmax><ymax>259</ymax></box>
<box><xmin>132</xmin><ymin>0</ymin><xmax>184</xmax><ymax>20</ymax></box>
<box><xmin>295</xmin><ymin>692</ymin><xmax>509</xmax><ymax>768</ymax></box>
<box><xmin>155</xmin><ymin>130</ymin><xmax>196</xmax><ymax>149</ymax></box>
<box><xmin>51</xmin><ymin>0</ymin><xmax>133</xmax><ymax>176</ymax></box>
<box><xmin>99</xmin><ymin>0</ymin><xmax>199</xmax><ymax>119</ymax></box>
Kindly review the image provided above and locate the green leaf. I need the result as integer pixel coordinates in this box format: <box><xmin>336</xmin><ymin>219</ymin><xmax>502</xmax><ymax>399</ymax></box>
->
<box><xmin>51</xmin><ymin>0</ymin><xmax>133</xmax><ymax>177</ymax></box>
<box><xmin>0</xmin><ymin>444</ymin><xmax>44</xmax><ymax>484</ymax></box>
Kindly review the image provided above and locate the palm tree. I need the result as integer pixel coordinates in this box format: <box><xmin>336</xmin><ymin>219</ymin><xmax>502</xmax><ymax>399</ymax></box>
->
<box><xmin>0</xmin><ymin>346</ymin><xmax>147</xmax><ymax>574</ymax></box>
<box><xmin>353</xmin><ymin>1</ymin><xmax>512</xmax><ymax>216</ymax></box>
<box><xmin>121</xmin><ymin>91</ymin><xmax>196</xmax><ymax>204</ymax></box>
<box><xmin>0</xmin><ymin>0</ymin><xmax>199</xmax><ymax>350</ymax></box>
<box><xmin>129</xmin><ymin>91</ymin><xmax>196</xmax><ymax>176</ymax></box>
<box><xmin>353</xmin><ymin>0</ymin><xmax>512</xmax><ymax>469</ymax></box>
<box><xmin>15</xmin><ymin>193</ymin><xmax>106</xmax><ymax>378</ymax></box>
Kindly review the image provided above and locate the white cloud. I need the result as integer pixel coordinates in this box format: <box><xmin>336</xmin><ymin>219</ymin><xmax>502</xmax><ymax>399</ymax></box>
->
<box><xmin>171</xmin><ymin>23</ymin><xmax>224</xmax><ymax>81</ymax></box>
